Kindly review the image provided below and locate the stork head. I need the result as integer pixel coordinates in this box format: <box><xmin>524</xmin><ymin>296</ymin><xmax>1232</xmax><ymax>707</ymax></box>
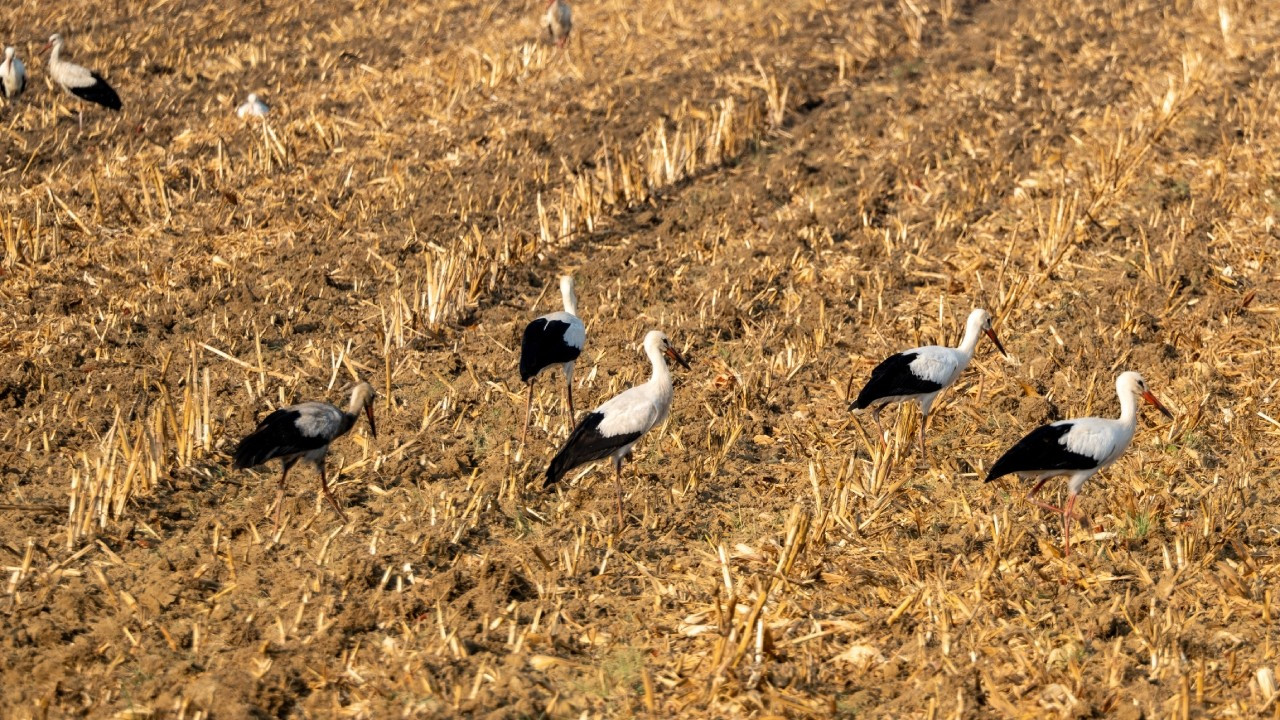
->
<box><xmin>967</xmin><ymin>308</ymin><xmax>1008</xmax><ymax>357</ymax></box>
<box><xmin>3</xmin><ymin>47</ymin><xmax>14</xmax><ymax>61</ymax></box>
<box><xmin>349</xmin><ymin>381</ymin><xmax>378</xmax><ymax>437</ymax></box>
<box><xmin>644</xmin><ymin>330</ymin><xmax>691</xmax><ymax>370</ymax></box>
<box><xmin>45</xmin><ymin>33</ymin><xmax>63</xmax><ymax>53</ymax></box>
<box><xmin>1118</xmin><ymin>371</ymin><xmax>1173</xmax><ymax>419</ymax></box>
<box><xmin>247</xmin><ymin>93</ymin><xmax>259</xmax><ymax>103</ymax></box>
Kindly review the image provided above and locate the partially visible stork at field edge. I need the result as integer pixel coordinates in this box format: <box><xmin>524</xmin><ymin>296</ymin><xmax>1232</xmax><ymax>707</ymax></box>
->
<box><xmin>850</xmin><ymin>308</ymin><xmax>1008</xmax><ymax>462</ymax></box>
<box><xmin>46</xmin><ymin>33</ymin><xmax>121</xmax><ymax>128</ymax></box>
<box><xmin>986</xmin><ymin>371</ymin><xmax>1173</xmax><ymax>558</ymax></box>
<box><xmin>545</xmin><ymin>330</ymin><xmax>689</xmax><ymax>526</ymax></box>
<box><xmin>519</xmin><ymin>275</ymin><xmax>586</xmax><ymax>448</ymax></box>
<box><xmin>2</xmin><ymin>46</ymin><xmax>25</xmax><ymax>102</ymax></box>
<box><xmin>543</xmin><ymin>0</ymin><xmax>572</xmax><ymax>47</ymax></box>
<box><xmin>237</xmin><ymin>92</ymin><xmax>269</xmax><ymax>119</ymax></box>
<box><xmin>233</xmin><ymin>382</ymin><xmax>376</xmax><ymax>529</ymax></box>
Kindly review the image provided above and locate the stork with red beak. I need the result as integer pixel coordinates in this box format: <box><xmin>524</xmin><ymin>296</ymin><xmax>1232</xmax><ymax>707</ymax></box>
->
<box><xmin>986</xmin><ymin>371</ymin><xmax>1174</xmax><ymax>558</ymax></box>
<box><xmin>545</xmin><ymin>330</ymin><xmax>689</xmax><ymax>525</ymax></box>
<box><xmin>850</xmin><ymin>308</ymin><xmax>1008</xmax><ymax>462</ymax></box>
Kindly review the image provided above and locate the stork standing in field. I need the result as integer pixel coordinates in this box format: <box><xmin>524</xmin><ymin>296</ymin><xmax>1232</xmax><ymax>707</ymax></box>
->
<box><xmin>519</xmin><ymin>275</ymin><xmax>585</xmax><ymax>448</ymax></box>
<box><xmin>986</xmin><ymin>371</ymin><xmax>1173</xmax><ymax>558</ymax></box>
<box><xmin>233</xmin><ymin>382</ymin><xmax>376</xmax><ymax>528</ymax></box>
<box><xmin>46</xmin><ymin>34</ymin><xmax>121</xmax><ymax>128</ymax></box>
<box><xmin>2</xmin><ymin>47</ymin><xmax>25</xmax><ymax>102</ymax></box>
<box><xmin>850</xmin><ymin>308</ymin><xmax>1008</xmax><ymax>462</ymax></box>
<box><xmin>237</xmin><ymin>92</ymin><xmax>269</xmax><ymax>119</ymax></box>
<box><xmin>545</xmin><ymin>330</ymin><xmax>689</xmax><ymax>525</ymax></box>
<box><xmin>543</xmin><ymin>0</ymin><xmax>572</xmax><ymax>47</ymax></box>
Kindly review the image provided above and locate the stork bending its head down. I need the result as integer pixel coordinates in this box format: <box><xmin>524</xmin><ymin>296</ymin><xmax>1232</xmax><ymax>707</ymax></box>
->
<box><xmin>543</xmin><ymin>0</ymin><xmax>572</xmax><ymax>47</ymax></box>
<box><xmin>518</xmin><ymin>275</ymin><xmax>586</xmax><ymax>448</ymax></box>
<box><xmin>545</xmin><ymin>330</ymin><xmax>689</xmax><ymax>525</ymax></box>
<box><xmin>850</xmin><ymin>308</ymin><xmax>1007</xmax><ymax>462</ymax></box>
<box><xmin>986</xmin><ymin>371</ymin><xmax>1173</xmax><ymax>558</ymax></box>
<box><xmin>233</xmin><ymin>382</ymin><xmax>377</xmax><ymax>529</ymax></box>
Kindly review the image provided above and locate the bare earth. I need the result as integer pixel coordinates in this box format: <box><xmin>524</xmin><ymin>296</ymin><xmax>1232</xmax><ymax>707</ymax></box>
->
<box><xmin>3</xmin><ymin>0</ymin><xmax>1280</xmax><ymax>717</ymax></box>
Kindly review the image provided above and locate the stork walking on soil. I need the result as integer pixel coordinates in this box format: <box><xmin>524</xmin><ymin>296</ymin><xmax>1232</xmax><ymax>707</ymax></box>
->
<box><xmin>850</xmin><ymin>308</ymin><xmax>1007</xmax><ymax>462</ymax></box>
<box><xmin>985</xmin><ymin>371</ymin><xmax>1173</xmax><ymax>558</ymax></box>
<box><xmin>2</xmin><ymin>46</ymin><xmax>25</xmax><ymax>102</ymax></box>
<box><xmin>46</xmin><ymin>34</ymin><xmax>121</xmax><ymax>127</ymax></box>
<box><xmin>543</xmin><ymin>0</ymin><xmax>572</xmax><ymax>47</ymax></box>
<box><xmin>233</xmin><ymin>382</ymin><xmax>377</xmax><ymax>528</ymax></box>
<box><xmin>519</xmin><ymin>275</ymin><xmax>585</xmax><ymax>448</ymax></box>
<box><xmin>545</xmin><ymin>330</ymin><xmax>689</xmax><ymax>525</ymax></box>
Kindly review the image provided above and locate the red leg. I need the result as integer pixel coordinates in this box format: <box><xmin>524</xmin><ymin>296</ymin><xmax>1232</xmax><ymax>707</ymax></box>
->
<box><xmin>918</xmin><ymin>412</ymin><xmax>929</xmax><ymax>465</ymax></box>
<box><xmin>1063</xmin><ymin>493</ymin><xmax>1077</xmax><ymax>558</ymax></box>
<box><xmin>318</xmin><ymin>462</ymin><xmax>349</xmax><ymax>524</ymax></box>
<box><xmin>613</xmin><ymin>457</ymin><xmax>625</xmax><ymax>529</ymax></box>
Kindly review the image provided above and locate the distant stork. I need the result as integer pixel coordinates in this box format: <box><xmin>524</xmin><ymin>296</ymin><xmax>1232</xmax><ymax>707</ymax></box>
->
<box><xmin>1</xmin><ymin>47</ymin><xmax>25</xmax><ymax>102</ymax></box>
<box><xmin>46</xmin><ymin>34</ymin><xmax>121</xmax><ymax>128</ymax></box>
<box><xmin>519</xmin><ymin>275</ymin><xmax>585</xmax><ymax>448</ymax></box>
<box><xmin>233</xmin><ymin>382</ymin><xmax>376</xmax><ymax>528</ymax></box>
<box><xmin>237</xmin><ymin>93</ymin><xmax>269</xmax><ymax>119</ymax></box>
<box><xmin>850</xmin><ymin>308</ymin><xmax>1007</xmax><ymax>462</ymax></box>
<box><xmin>986</xmin><ymin>371</ymin><xmax>1173</xmax><ymax>558</ymax></box>
<box><xmin>545</xmin><ymin>330</ymin><xmax>689</xmax><ymax>525</ymax></box>
<box><xmin>543</xmin><ymin>0</ymin><xmax>572</xmax><ymax>47</ymax></box>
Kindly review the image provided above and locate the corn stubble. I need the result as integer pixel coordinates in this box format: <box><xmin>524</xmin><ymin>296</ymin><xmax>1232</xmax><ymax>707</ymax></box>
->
<box><xmin>1</xmin><ymin>0</ymin><xmax>1279</xmax><ymax>717</ymax></box>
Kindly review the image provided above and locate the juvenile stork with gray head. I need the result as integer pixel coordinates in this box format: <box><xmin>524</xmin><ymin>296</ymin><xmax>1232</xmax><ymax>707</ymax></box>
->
<box><xmin>45</xmin><ymin>33</ymin><xmax>121</xmax><ymax>128</ymax></box>
<box><xmin>545</xmin><ymin>330</ymin><xmax>689</xmax><ymax>525</ymax></box>
<box><xmin>518</xmin><ymin>275</ymin><xmax>585</xmax><ymax>448</ymax></box>
<box><xmin>2</xmin><ymin>46</ymin><xmax>25</xmax><ymax>102</ymax></box>
<box><xmin>233</xmin><ymin>382</ymin><xmax>376</xmax><ymax>528</ymax></box>
<box><xmin>986</xmin><ymin>370</ymin><xmax>1173</xmax><ymax>558</ymax></box>
<box><xmin>850</xmin><ymin>308</ymin><xmax>1007</xmax><ymax>462</ymax></box>
<box><xmin>543</xmin><ymin>0</ymin><xmax>572</xmax><ymax>47</ymax></box>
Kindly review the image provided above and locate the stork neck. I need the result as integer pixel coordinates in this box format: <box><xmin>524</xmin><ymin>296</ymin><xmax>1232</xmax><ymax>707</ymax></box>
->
<box><xmin>1117</xmin><ymin>384</ymin><xmax>1139</xmax><ymax>426</ymax></box>
<box><xmin>646</xmin><ymin>344</ymin><xmax>671</xmax><ymax>386</ymax></box>
<box><xmin>561</xmin><ymin>286</ymin><xmax>578</xmax><ymax>316</ymax></box>
<box><xmin>955</xmin><ymin>322</ymin><xmax>982</xmax><ymax>358</ymax></box>
<box><xmin>50</xmin><ymin>43</ymin><xmax>62</xmax><ymax>64</ymax></box>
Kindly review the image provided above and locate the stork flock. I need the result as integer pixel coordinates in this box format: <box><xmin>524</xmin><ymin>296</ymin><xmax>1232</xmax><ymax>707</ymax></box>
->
<box><xmin>11</xmin><ymin>6</ymin><xmax>1171</xmax><ymax>562</ymax></box>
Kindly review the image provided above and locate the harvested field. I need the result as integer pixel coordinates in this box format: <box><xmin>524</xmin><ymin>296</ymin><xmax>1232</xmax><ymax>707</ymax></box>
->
<box><xmin>3</xmin><ymin>0</ymin><xmax>1280</xmax><ymax>717</ymax></box>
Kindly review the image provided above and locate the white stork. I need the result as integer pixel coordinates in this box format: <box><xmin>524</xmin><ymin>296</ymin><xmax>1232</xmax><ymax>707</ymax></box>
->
<box><xmin>545</xmin><ymin>330</ymin><xmax>689</xmax><ymax>525</ymax></box>
<box><xmin>237</xmin><ymin>93</ymin><xmax>269</xmax><ymax>119</ymax></box>
<box><xmin>850</xmin><ymin>308</ymin><xmax>1007</xmax><ymax>462</ymax></box>
<box><xmin>2</xmin><ymin>47</ymin><xmax>25</xmax><ymax>102</ymax></box>
<box><xmin>543</xmin><ymin>0</ymin><xmax>572</xmax><ymax>47</ymax></box>
<box><xmin>46</xmin><ymin>34</ymin><xmax>121</xmax><ymax>128</ymax></box>
<box><xmin>519</xmin><ymin>275</ymin><xmax>586</xmax><ymax>448</ymax></box>
<box><xmin>233</xmin><ymin>382</ymin><xmax>376</xmax><ymax>528</ymax></box>
<box><xmin>986</xmin><ymin>371</ymin><xmax>1173</xmax><ymax>558</ymax></box>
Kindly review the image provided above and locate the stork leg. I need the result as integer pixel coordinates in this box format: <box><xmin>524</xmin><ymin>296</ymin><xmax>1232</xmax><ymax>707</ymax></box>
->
<box><xmin>917</xmin><ymin>411</ymin><xmax>930</xmax><ymax>465</ymax></box>
<box><xmin>612</xmin><ymin>455</ymin><xmax>625</xmax><ymax>529</ymax></box>
<box><xmin>317</xmin><ymin>462</ymin><xmax>349</xmax><ymax>524</ymax></box>
<box><xmin>1063</xmin><ymin>493</ymin><xmax>1078</xmax><ymax>558</ymax></box>
<box><xmin>520</xmin><ymin>378</ymin><xmax>535</xmax><ymax>450</ymax></box>
<box><xmin>271</xmin><ymin>458</ymin><xmax>296</xmax><ymax>531</ymax></box>
<box><xmin>870</xmin><ymin>407</ymin><xmax>888</xmax><ymax>446</ymax></box>
<box><xmin>564</xmin><ymin>364</ymin><xmax>575</xmax><ymax>421</ymax></box>
<box><xmin>1025</xmin><ymin>478</ymin><xmax>1085</xmax><ymax>519</ymax></box>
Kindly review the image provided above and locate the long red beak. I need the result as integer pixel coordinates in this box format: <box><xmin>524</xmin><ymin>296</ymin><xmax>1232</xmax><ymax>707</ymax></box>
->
<box><xmin>1141</xmin><ymin>391</ymin><xmax>1173</xmax><ymax>419</ymax></box>
<box><xmin>984</xmin><ymin>328</ymin><xmax>1009</xmax><ymax>357</ymax></box>
<box><xmin>664</xmin><ymin>346</ymin><xmax>691</xmax><ymax>370</ymax></box>
<box><xmin>364</xmin><ymin>404</ymin><xmax>378</xmax><ymax>438</ymax></box>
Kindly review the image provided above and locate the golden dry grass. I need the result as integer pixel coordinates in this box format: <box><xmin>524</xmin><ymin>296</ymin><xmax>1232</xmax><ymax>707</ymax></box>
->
<box><xmin>3</xmin><ymin>0</ymin><xmax>1280</xmax><ymax>717</ymax></box>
